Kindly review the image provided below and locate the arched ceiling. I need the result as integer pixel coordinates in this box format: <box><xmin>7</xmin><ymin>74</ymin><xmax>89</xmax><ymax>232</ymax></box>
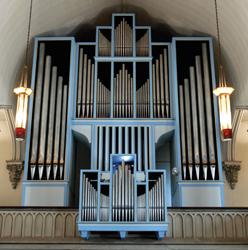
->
<box><xmin>1</xmin><ymin>0</ymin><xmax>247</xmax><ymax>110</ymax></box>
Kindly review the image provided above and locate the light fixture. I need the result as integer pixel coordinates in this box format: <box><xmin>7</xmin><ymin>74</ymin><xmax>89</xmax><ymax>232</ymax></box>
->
<box><xmin>14</xmin><ymin>0</ymin><xmax>33</xmax><ymax>141</ymax></box>
<box><xmin>213</xmin><ymin>0</ymin><xmax>234</xmax><ymax>141</ymax></box>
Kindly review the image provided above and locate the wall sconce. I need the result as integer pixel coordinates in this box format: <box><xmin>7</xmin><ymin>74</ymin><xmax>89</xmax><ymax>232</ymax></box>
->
<box><xmin>213</xmin><ymin>67</ymin><xmax>234</xmax><ymax>141</ymax></box>
<box><xmin>213</xmin><ymin>0</ymin><xmax>234</xmax><ymax>141</ymax></box>
<box><xmin>14</xmin><ymin>0</ymin><xmax>33</xmax><ymax>141</ymax></box>
<box><xmin>14</xmin><ymin>66</ymin><xmax>32</xmax><ymax>141</ymax></box>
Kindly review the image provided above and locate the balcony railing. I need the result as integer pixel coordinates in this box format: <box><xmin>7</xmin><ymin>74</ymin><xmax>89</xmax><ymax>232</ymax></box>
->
<box><xmin>0</xmin><ymin>208</ymin><xmax>247</xmax><ymax>243</ymax></box>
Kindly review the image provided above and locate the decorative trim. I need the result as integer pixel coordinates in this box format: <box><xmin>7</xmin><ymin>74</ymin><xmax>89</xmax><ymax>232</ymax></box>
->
<box><xmin>6</xmin><ymin>160</ymin><xmax>24</xmax><ymax>189</ymax></box>
<box><xmin>223</xmin><ymin>161</ymin><xmax>241</xmax><ymax>189</ymax></box>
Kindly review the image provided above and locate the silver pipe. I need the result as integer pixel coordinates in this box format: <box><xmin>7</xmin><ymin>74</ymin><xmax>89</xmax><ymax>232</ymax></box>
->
<box><xmin>152</xmin><ymin>64</ymin><xmax>156</xmax><ymax>117</ymax></box>
<box><xmin>118</xmin><ymin>70</ymin><xmax>122</xmax><ymax>117</ymax></box>
<box><xmin>38</xmin><ymin>56</ymin><xmax>51</xmax><ymax>168</ymax></box>
<box><xmin>85</xmin><ymin>177</ymin><xmax>88</xmax><ymax>221</ymax></box>
<box><xmin>90</xmin><ymin>64</ymin><xmax>95</xmax><ymax>117</ymax></box>
<box><xmin>118</xmin><ymin>165</ymin><xmax>121</xmax><ymax>220</ymax></box>
<box><xmin>155</xmin><ymin>59</ymin><xmax>160</xmax><ymax>118</ymax></box>
<box><xmin>161</xmin><ymin>175</ymin><xmax>164</xmax><ymax>221</ymax></box>
<box><xmin>125</xmin><ymin>164</ymin><xmax>128</xmax><ymax>220</ymax></box>
<box><xmin>86</xmin><ymin>59</ymin><xmax>91</xmax><ymax>117</ymax></box>
<box><xmin>53</xmin><ymin>76</ymin><xmax>63</xmax><ymax>180</ymax></box>
<box><xmin>59</xmin><ymin>84</ymin><xmax>68</xmax><ymax>180</ymax></box>
<box><xmin>30</xmin><ymin>43</ymin><xmax>45</xmax><ymax>168</ymax></box>
<box><xmin>163</xmin><ymin>48</ymin><xmax>169</xmax><ymax>117</ymax></box>
<box><xmin>147</xmin><ymin>80</ymin><xmax>150</xmax><ymax>117</ymax></box>
<box><xmin>46</xmin><ymin>66</ymin><xmax>57</xmax><ymax>179</ymax></box>
<box><xmin>195</xmin><ymin>56</ymin><xmax>208</xmax><ymax>165</ymax></box>
<box><xmin>138</xmin><ymin>126</ymin><xmax>142</xmax><ymax>171</ymax></box>
<box><xmin>82</xmin><ymin>174</ymin><xmax>86</xmax><ymax>220</ymax></box>
<box><xmin>202</xmin><ymin>43</ymin><xmax>216</xmax><ymax>165</ymax></box>
<box><xmin>159</xmin><ymin>54</ymin><xmax>165</xmax><ymax>118</ymax></box>
<box><xmin>116</xmin><ymin>75</ymin><xmax>119</xmax><ymax>117</ymax></box>
<box><xmin>121</xmin><ymin>161</ymin><xmax>125</xmax><ymax>221</ymax></box>
<box><xmin>179</xmin><ymin>85</ymin><xmax>187</xmax><ymax>176</ymax></box>
<box><xmin>105</xmin><ymin>126</ymin><xmax>109</xmax><ymax>171</ymax></box>
<box><xmin>77</xmin><ymin>48</ymin><xmax>83</xmax><ymax>117</ymax></box>
<box><xmin>184</xmin><ymin>78</ymin><xmax>193</xmax><ymax>173</ymax></box>
<box><xmin>121</xmin><ymin>65</ymin><xmax>125</xmax><ymax>117</ymax></box>
<box><xmin>81</xmin><ymin>54</ymin><xmax>87</xmax><ymax>118</ymax></box>
<box><xmin>125</xmin><ymin>69</ymin><xmax>128</xmax><ymax>117</ymax></box>
<box><xmin>98</xmin><ymin>126</ymin><xmax>103</xmax><ymax>170</ymax></box>
<box><xmin>112</xmin><ymin>170</ymin><xmax>115</xmax><ymax>221</ymax></box>
<box><xmin>190</xmin><ymin>66</ymin><xmax>200</xmax><ymax>178</ymax></box>
<box><xmin>113</xmin><ymin>78</ymin><xmax>116</xmax><ymax>117</ymax></box>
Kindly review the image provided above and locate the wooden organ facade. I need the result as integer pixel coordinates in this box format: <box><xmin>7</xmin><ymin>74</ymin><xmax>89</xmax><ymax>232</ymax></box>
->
<box><xmin>22</xmin><ymin>14</ymin><xmax>223</xmax><ymax>239</ymax></box>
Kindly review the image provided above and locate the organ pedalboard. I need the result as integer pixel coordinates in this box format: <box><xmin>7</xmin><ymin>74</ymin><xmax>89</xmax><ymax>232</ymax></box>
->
<box><xmin>23</xmin><ymin>13</ymin><xmax>223</xmax><ymax>239</ymax></box>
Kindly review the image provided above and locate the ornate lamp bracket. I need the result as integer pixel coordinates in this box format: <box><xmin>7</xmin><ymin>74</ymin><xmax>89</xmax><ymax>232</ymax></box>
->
<box><xmin>6</xmin><ymin>160</ymin><xmax>24</xmax><ymax>189</ymax></box>
<box><xmin>223</xmin><ymin>161</ymin><xmax>241</xmax><ymax>189</ymax></box>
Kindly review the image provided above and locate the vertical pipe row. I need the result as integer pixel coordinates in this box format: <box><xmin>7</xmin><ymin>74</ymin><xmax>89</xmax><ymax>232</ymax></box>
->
<box><xmin>115</xmin><ymin>19</ymin><xmax>132</xmax><ymax>56</ymax></box>
<box><xmin>114</xmin><ymin>64</ymin><xmax>133</xmax><ymax>118</ymax></box>
<box><xmin>76</xmin><ymin>50</ymin><xmax>95</xmax><ymax>118</ymax></box>
<box><xmin>111</xmin><ymin>162</ymin><xmax>134</xmax><ymax>221</ymax></box>
<box><xmin>98</xmin><ymin>31</ymin><xmax>111</xmax><ymax>56</ymax></box>
<box><xmin>179</xmin><ymin>43</ymin><xmax>217</xmax><ymax>181</ymax></box>
<box><xmin>136</xmin><ymin>31</ymin><xmax>149</xmax><ymax>56</ymax></box>
<box><xmin>148</xmin><ymin>175</ymin><xmax>164</xmax><ymax>221</ymax></box>
<box><xmin>96</xmin><ymin>125</ymin><xmax>152</xmax><ymax>171</ymax></box>
<box><xmin>82</xmin><ymin>175</ymin><xmax>98</xmax><ymax>221</ymax></box>
<box><xmin>29</xmin><ymin>43</ymin><xmax>68</xmax><ymax>180</ymax></box>
<box><xmin>136</xmin><ymin>80</ymin><xmax>150</xmax><ymax>118</ymax></box>
<box><xmin>152</xmin><ymin>49</ymin><xmax>170</xmax><ymax>118</ymax></box>
<box><xmin>96</xmin><ymin>80</ymin><xmax>110</xmax><ymax>118</ymax></box>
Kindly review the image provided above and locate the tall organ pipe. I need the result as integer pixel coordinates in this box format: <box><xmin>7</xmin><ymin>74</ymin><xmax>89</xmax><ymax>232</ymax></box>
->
<box><xmin>30</xmin><ymin>43</ymin><xmax>45</xmax><ymax>179</ymax></box>
<box><xmin>195</xmin><ymin>56</ymin><xmax>208</xmax><ymax>166</ymax></box>
<box><xmin>53</xmin><ymin>76</ymin><xmax>63</xmax><ymax>180</ymax></box>
<box><xmin>38</xmin><ymin>56</ymin><xmax>52</xmax><ymax>179</ymax></box>
<box><xmin>179</xmin><ymin>85</ymin><xmax>187</xmax><ymax>180</ymax></box>
<box><xmin>202</xmin><ymin>44</ymin><xmax>216</xmax><ymax>166</ymax></box>
<box><xmin>184</xmin><ymin>79</ymin><xmax>193</xmax><ymax>180</ymax></box>
<box><xmin>189</xmin><ymin>66</ymin><xmax>200</xmax><ymax>180</ymax></box>
<box><xmin>59</xmin><ymin>84</ymin><xmax>68</xmax><ymax>179</ymax></box>
<box><xmin>46</xmin><ymin>66</ymin><xmax>58</xmax><ymax>179</ymax></box>
<box><xmin>77</xmin><ymin>48</ymin><xmax>83</xmax><ymax>117</ymax></box>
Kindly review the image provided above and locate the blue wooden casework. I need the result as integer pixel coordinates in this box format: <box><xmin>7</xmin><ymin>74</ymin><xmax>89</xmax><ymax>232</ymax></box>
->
<box><xmin>22</xmin><ymin>13</ymin><xmax>223</xmax><ymax>239</ymax></box>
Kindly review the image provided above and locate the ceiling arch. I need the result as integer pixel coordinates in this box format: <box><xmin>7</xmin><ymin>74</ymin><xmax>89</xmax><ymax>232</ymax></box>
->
<box><xmin>0</xmin><ymin>0</ymin><xmax>247</xmax><ymax>110</ymax></box>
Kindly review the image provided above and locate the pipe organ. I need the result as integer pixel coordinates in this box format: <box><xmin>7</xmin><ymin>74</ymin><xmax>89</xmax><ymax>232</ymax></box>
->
<box><xmin>22</xmin><ymin>13</ymin><xmax>223</xmax><ymax>239</ymax></box>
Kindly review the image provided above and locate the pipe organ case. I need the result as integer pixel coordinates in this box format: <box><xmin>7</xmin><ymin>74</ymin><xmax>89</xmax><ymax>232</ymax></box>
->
<box><xmin>22</xmin><ymin>14</ymin><xmax>223</xmax><ymax>239</ymax></box>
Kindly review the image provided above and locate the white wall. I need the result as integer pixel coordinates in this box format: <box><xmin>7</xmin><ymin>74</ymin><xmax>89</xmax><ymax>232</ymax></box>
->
<box><xmin>0</xmin><ymin>111</ymin><xmax>22</xmax><ymax>206</ymax></box>
<box><xmin>224</xmin><ymin>120</ymin><xmax>248</xmax><ymax>207</ymax></box>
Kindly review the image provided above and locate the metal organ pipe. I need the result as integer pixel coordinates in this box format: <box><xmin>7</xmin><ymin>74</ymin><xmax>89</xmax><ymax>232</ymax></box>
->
<box><xmin>37</xmin><ymin>55</ymin><xmax>52</xmax><ymax>179</ymax></box>
<box><xmin>202</xmin><ymin>43</ymin><xmax>216</xmax><ymax>180</ymax></box>
<box><xmin>46</xmin><ymin>66</ymin><xmax>57</xmax><ymax>180</ymax></box>
<box><xmin>179</xmin><ymin>85</ymin><xmax>187</xmax><ymax>180</ymax></box>
<box><xmin>30</xmin><ymin>43</ymin><xmax>45</xmax><ymax>179</ymax></box>
<box><xmin>77</xmin><ymin>48</ymin><xmax>83</xmax><ymax>117</ymax></box>
<box><xmin>59</xmin><ymin>85</ymin><xmax>68</xmax><ymax>180</ymax></box>
<box><xmin>184</xmin><ymin>78</ymin><xmax>193</xmax><ymax>180</ymax></box>
<box><xmin>151</xmin><ymin>49</ymin><xmax>170</xmax><ymax>118</ymax></box>
<box><xmin>53</xmin><ymin>76</ymin><xmax>63</xmax><ymax>180</ymax></box>
<box><xmin>195</xmin><ymin>56</ymin><xmax>208</xmax><ymax>179</ymax></box>
<box><xmin>189</xmin><ymin>67</ymin><xmax>200</xmax><ymax>180</ymax></box>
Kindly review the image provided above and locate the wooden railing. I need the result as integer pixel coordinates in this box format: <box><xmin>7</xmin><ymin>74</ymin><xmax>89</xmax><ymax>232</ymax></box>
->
<box><xmin>0</xmin><ymin>208</ymin><xmax>247</xmax><ymax>243</ymax></box>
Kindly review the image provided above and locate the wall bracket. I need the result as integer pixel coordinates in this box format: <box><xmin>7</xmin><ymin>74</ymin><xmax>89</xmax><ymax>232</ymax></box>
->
<box><xmin>6</xmin><ymin>160</ymin><xmax>24</xmax><ymax>189</ymax></box>
<box><xmin>223</xmin><ymin>161</ymin><xmax>241</xmax><ymax>189</ymax></box>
